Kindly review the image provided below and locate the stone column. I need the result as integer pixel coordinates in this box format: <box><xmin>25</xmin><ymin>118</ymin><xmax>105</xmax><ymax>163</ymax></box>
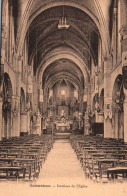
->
<box><xmin>0</xmin><ymin>85</ymin><xmax>3</xmax><ymax>140</ymax></box>
<box><xmin>9</xmin><ymin>6</ymin><xmax>13</xmax><ymax>64</ymax></box>
<box><xmin>123</xmin><ymin>93</ymin><xmax>127</xmax><ymax>142</ymax></box>
<box><xmin>103</xmin><ymin>56</ymin><xmax>113</xmax><ymax>138</ymax></box>
<box><xmin>112</xmin><ymin>5</ymin><xmax>118</xmax><ymax>67</ymax></box>
<box><xmin>114</xmin><ymin>111</ymin><xmax>119</xmax><ymax>139</ymax></box>
<box><xmin>12</xmin><ymin>56</ymin><xmax>22</xmax><ymax>137</ymax></box>
<box><xmin>20</xmin><ymin>112</ymin><xmax>28</xmax><ymax>133</ymax></box>
<box><xmin>84</xmin><ymin>111</ymin><xmax>90</xmax><ymax>135</ymax></box>
<box><xmin>83</xmin><ymin>88</ymin><xmax>87</xmax><ymax>134</ymax></box>
<box><xmin>12</xmin><ymin>96</ymin><xmax>20</xmax><ymax>137</ymax></box>
<box><xmin>33</xmin><ymin>80</ymin><xmax>39</xmax><ymax>112</ymax></box>
<box><xmin>96</xmin><ymin>111</ymin><xmax>104</xmax><ymax>123</ymax></box>
<box><xmin>0</xmin><ymin>97</ymin><xmax>3</xmax><ymax>140</ymax></box>
<box><xmin>27</xmin><ymin>65</ymin><xmax>33</xmax><ymax>135</ymax></box>
<box><xmin>120</xmin><ymin>26</ymin><xmax>127</xmax><ymax>142</ymax></box>
<box><xmin>35</xmin><ymin>116</ymin><xmax>42</xmax><ymax>135</ymax></box>
<box><xmin>27</xmin><ymin>111</ymin><xmax>31</xmax><ymax>135</ymax></box>
<box><xmin>26</xmin><ymin>97</ymin><xmax>32</xmax><ymax>135</ymax></box>
<box><xmin>84</xmin><ymin>84</ymin><xmax>91</xmax><ymax>135</ymax></box>
<box><xmin>0</xmin><ymin>25</ymin><xmax>7</xmax><ymax>140</ymax></box>
<box><xmin>33</xmin><ymin>111</ymin><xmax>42</xmax><ymax>135</ymax></box>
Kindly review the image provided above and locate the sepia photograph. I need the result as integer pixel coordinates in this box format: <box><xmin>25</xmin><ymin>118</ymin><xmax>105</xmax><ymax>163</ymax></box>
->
<box><xmin>0</xmin><ymin>0</ymin><xmax>127</xmax><ymax>195</ymax></box>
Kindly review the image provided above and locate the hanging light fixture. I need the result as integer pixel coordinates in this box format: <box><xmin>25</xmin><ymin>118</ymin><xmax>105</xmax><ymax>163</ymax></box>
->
<box><xmin>58</xmin><ymin>4</ymin><xmax>70</xmax><ymax>29</ymax></box>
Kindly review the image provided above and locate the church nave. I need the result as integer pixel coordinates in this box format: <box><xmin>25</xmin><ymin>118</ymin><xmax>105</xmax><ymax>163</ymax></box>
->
<box><xmin>1</xmin><ymin>1</ymin><xmax>127</xmax><ymax>193</ymax></box>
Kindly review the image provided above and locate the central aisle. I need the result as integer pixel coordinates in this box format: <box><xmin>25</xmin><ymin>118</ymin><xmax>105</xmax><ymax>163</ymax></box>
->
<box><xmin>37</xmin><ymin>139</ymin><xmax>90</xmax><ymax>185</ymax></box>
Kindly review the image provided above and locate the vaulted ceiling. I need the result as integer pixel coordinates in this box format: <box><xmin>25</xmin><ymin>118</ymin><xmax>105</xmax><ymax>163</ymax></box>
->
<box><xmin>42</xmin><ymin>59</ymin><xmax>84</xmax><ymax>90</ymax></box>
<box><xmin>10</xmin><ymin>0</ymin><xmax>114</xmax><ymax>91</ymax></box>
<box><xmin>28</xmin><ymin>5</ymin><xmax>99</xmax><ymax>84</ymax></box>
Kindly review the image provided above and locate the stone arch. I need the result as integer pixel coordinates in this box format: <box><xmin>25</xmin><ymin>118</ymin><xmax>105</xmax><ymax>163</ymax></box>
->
<box><xmin>44</xmin><ymin>72</ymin><xmax>81</xmax><ymax>94</ymax></box>
<box><xmin>16</xmin><ymin>0</ymin><xmax>110</xmax><ymax>58</ymax></box>
<box><xmin>43</xmin><ymin>73</ymin><xmax>81</xmax><ymax>111</ymax></box>
<box><xmin>37</xmin><ymin>49</ymin><xmax>90</xmax><ymax>88</ymax></box>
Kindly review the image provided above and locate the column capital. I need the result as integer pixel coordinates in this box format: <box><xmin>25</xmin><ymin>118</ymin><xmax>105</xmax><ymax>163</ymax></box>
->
<box><xmin>18</xmin><ymin>55</ymin><xmax>23</xmax><ymax>61</ymax></box>
<box><xmin>102</xmin><ymin>55</ymin><xmax>112</xmax><ymax>62</ymax></box>
<box><xmin>119</xmin><ymin>26</ymin><xmax>127</xmax><ymax>36</ymax></box>
<box><xmin>85</xmin><ymin>82</ymin><xmax>90</xmax><ymax>88</ymax></box>
<box><xmin>103</xmin><ymin>55</ymin><xmax>112</xmax><ymax>75</ymax></box>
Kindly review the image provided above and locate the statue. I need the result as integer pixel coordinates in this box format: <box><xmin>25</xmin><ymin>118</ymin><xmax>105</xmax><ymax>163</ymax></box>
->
<box><xmin>61</xmin><ymin>108</ymin><xmax>65</xmax><ymax>117</ymax></box>
<box><xmin>61</xmin><ymin>116</ymin><xmax>65</xmax><ymax>123</ymax></box>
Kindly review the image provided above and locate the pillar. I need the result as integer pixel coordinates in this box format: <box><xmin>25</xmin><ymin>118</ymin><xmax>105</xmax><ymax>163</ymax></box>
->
<box><xmin>119</xmin><ymin>112</ymin><xmax>124</xmax><ymax>139</ymax></box>
<box><xmin>84</xmin><ymin>84</ymin><xmax>91</xmax><ymax>135</ymax></box>
<box><xmin>124</xmin><ymin>94</ymin><xmax>127</xmax><ymax>142</ymax></box>
<box><xmin>35</xmin><ymin>116</ymin><xmax>42</xmax><ymax>135</ymax></box>
<box><xmin>120</xmin><ymin>26</ymin><xmax>127</xmax><ymax>142</ymax></box>
<box><xmin>33</xmin><ymin>81</ymin><xmax>39</xmax><ymax>112</ymax></box>
<box><xmin>12</xmin><ymin>96</ymin><xmax>20</xmax><ymax>137</ymax></box>
<box><xmin>34</xmin><ymin>111</ymin><xmax>42</xmax><ymax>135</ymax></box>
<box><xmin>103</xmin><ymin>56</ymin><xmax>113</xmax><ymax>138</ymax></box>
<box><xmin>84</xmin><ymin>111</ymin><xmax>90</xmax><ymax>135</ymax></box>
<box><xmin>112</xmin><ymin>3</ymin><xmax>118</xmax><ymax>67</ymax></box>
<box><xmin>11</xmin><ymin>56</ymin><xmax>22</xmax><ymax>137</ymax></box>
<box><xmin>96</xmin><ymin>111</ymin><xmax>104</xmax><ymax>123</ymax></box>
<box><xmin>114</xmin><ymin>112</ymin><xmax>119</xmax><ymax>139</ymax></box>
<box><xmin>26</xmin><ymin>92</ymin><xmax>32</xmax><ymax>135</ymax></box>
<box><xmin>27</xmin><ymin>111</ymin><xmax>31</xmax><ymax>135</ymax></box>
<box><xmin>0</xmin><ymin>97</ymin><xmax>2</xmax><ymax>140</ymax></box>
<box><xmin>20</xmin><ymin>112</ymin><xmax>28</xmax><ymax>133</ymax></box>
<box><xmin>0</xmin><ymin>25</ymin><xmax>7</xmax><ymax>140</ymax></box>
<box><xmin>27</xmin><ymin>65</ymin><xmax>33</xmax><ymax>135</ymax></box>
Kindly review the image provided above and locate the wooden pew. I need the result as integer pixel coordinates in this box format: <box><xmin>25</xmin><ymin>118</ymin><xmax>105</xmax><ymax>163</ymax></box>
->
<box><xmin>0</xmin><ymin>166</ymin><xmax>26</xmax><ymax>180</ymax></box>
<box><xmin>107</xmin><ymin>167</ymin><xmax>127</xmax><ymax>180</ymax></box>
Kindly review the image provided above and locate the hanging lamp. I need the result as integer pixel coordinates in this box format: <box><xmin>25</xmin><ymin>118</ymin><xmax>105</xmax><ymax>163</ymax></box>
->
<box><xmin>58</xmin><ymin>3</ymin><xmax>70</xmax><ymax>29</ymax></box>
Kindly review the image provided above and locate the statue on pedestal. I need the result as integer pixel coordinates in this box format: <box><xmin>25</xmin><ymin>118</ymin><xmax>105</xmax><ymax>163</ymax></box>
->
<box><xmin>61</xmin><ymin>108</ymin><xmax>65</xmax><ymax>117</ymax></box>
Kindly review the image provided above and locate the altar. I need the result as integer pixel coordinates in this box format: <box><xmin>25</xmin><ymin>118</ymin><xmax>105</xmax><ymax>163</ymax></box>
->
<box><xmin>54</xmin><ymin>115</ymin><xmax>71</xmax><ymax>133</ymax></box>
<box><xmin>56</xmin><ymin>122</ymin><xmax>70</xmax><ymax>132</ymax></box>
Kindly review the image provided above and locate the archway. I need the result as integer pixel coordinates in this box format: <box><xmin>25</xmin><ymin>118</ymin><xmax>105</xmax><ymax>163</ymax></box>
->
<box><xmin>2</xmin><ymin>73</ymin><xmax>13</xmax><ymax>138</ymax></box>
<box><xmin>112</xmin><ymin>75</ymin><xmax>124</xmax><ymax>139</ymax></box>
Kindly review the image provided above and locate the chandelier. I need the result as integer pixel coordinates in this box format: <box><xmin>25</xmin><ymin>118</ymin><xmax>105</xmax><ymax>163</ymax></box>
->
<box><xmin>58</xmin><ymin>17</ymin><xmax>70</xmax><ymax>29</ymax></box>
<box><xmin>58</xmin><ymin>4</ymin><xmax>70</xmax><ymax>29</ymax></box>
